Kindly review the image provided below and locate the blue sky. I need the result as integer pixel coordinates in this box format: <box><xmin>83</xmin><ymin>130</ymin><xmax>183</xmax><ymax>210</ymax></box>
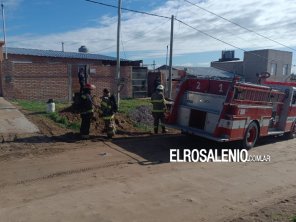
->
<box><xmin>2</xmin><ymin>0</ymin><xmax>296</xmax><ymax>72</ymax></box>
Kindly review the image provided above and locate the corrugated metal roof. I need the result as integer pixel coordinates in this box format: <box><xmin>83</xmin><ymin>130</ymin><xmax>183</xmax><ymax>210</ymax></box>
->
<box><xmin>174</xmin><ymin>66</ymin><xmax>236</xmax><ymax>79</ymax></box>
<box><xmin>6</xmin><ymin>47</ymin><xmax>127</xmax><ymax>61</ymax></box>
<box><xmin>158</xmin><ymin>65</ymin><xmax>240</xmax><ymax>79</ymax></box>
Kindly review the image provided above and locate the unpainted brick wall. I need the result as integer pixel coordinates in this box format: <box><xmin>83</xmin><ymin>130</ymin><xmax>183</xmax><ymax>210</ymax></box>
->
<box><xmin>1</xmin><ymin>60</ymin><xmax>133</xmax><ymax>101</ymax></box>
<box><xmin>83</xmin><ymin>65</ymin><xmax>132</xmax><ymax>98</ymax></box>
<box><xmin>1</xmin><ymin>61</ymin><xmax>68</xmax><ymax>101</ymax></box>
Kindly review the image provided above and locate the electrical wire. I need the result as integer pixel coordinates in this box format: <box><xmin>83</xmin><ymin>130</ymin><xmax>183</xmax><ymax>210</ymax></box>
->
<box><xmin>175</xmin><ymin>19</ymin><xmax>246</xmax><ymax>51</ymax></box>
<box><xmin>91</xmin><ymin>18</ymin><xmax>170</xmax><ymax>54</ymax></box>
<box><xmin>175</xmin><ymin>18</ymin><xmax>291</xmax><ymax>65</ymax></box>
<box><xmin>84</xmin><ymin>0</ymin><xmax>170</xmax><ymax>19</ymax></box>
<box><xmin>184</xmin><ymin>0</ymin><xmax>296</xmax><ymax>52</ymax></box>
<box><xmin>86</xmin><ymin>0</ymin><xmax>293</xmax><ymax>67</ymax></box>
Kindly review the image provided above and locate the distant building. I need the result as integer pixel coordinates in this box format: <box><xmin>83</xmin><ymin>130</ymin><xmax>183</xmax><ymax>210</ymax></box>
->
<box><xmin>211</xmin><ymin>49</ymin><xmax>293</xmax><ymax>83</ymax></box>
<box><xmin>211</xmin><ymin>50</ymin><xmax>244</xmax><ymax>76</ymax></box>
<box><xmin>211</xmin><ymin>60</ymin><xmax>244</xmax><ymax>77</ymax></box>
<box><xmin>157</xmin><ymin>65</ymin><xmax>237</xmax><ymax>80</ymax></box>
<box><xmin>243</xmin><ymin>49</ymin><xmax>292</xmax><ymax>83</ymax></box>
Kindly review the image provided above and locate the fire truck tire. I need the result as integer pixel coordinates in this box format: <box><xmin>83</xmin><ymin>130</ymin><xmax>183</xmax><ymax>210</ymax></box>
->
<box><xmin>284</xmin><ymin>121</ymin><xmax>296</xmax><ymax>139</ymax></box>
<box><xmin>242</xmin><ymin>122</ymin><xmax>259</xmax><ymax>149</ymax></box>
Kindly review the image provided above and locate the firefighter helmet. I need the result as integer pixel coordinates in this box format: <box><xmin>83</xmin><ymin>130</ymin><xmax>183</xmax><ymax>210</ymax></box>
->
<box><xmin>84</xmin><ymin>83</ymin><xmax>96</xmax><ymax>90</ymax></box>
<box><xmin>156</xmin><ymin>85</ymin><xmax>164</xmax><ymax>91</ymax></box>
<box><xmin>103</xmin><ymin>88</ymin><xmax>110</xmax><ymax>94</ymax></box>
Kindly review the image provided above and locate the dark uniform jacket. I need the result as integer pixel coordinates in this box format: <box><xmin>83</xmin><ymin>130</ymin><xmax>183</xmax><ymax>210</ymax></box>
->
<box><xmin>101</xmin><ymin>95</ymin><xmax>118</xmax><ymax>119</ymax></box>
<box><xmin>78</xmin><ymin>72</ymin><xmax>85</xmax><ymax>85</ymax></box>
<box><xmin>151</xmin><ymin>91</ymin><xmax>166</xmax><ymax>113</ymax></box>
<box><xmin>80</xmin><ymin>93</ymin><xmax>93</xmax><ymax>114</ymax></box>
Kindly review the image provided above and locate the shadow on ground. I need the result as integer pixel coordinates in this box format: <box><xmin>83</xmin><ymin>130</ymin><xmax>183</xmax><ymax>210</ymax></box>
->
<box><xmin>3</xmin><ymin>131</ymin><xmax>292</xmax><ymax>164</ymax></box>
<box><xmin>111</xmin><ymin>133</ymin><xmax>291</xmax><ymax>165</ymax></box>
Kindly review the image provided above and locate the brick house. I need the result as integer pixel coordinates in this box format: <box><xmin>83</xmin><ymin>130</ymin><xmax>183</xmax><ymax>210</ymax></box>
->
<box><xmin>0</xmin><ymin>43</ymin><xmax>145</xmax><ymax>101</ymax></box>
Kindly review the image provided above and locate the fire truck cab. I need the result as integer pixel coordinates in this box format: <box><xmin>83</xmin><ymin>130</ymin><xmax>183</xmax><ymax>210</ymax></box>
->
<box><xmin>166</xmin><ymin>78</ymin><xmax>296</xmax><ymax>149</ymax></box>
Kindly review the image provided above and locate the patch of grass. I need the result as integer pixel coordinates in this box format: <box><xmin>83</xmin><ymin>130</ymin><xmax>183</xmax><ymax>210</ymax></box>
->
<box><xmin>291</xmin><ymin>215</ymin><xmax>296</xmax><ymax>222</ymax></box>
<box><xmin>119</xmin><ymin>98</ymin><xmax>153</xmax><ymax>131</ymax></box>
<box><xmin>119</xmin><ymin>98</ymin><xmax>151</xmax><ymax>114</ymax></box>
<box><xmin>48</xmin><ymin>112</ymin><xmax>80</xmax><ymax>131</ymax></box>
<box><xmin>14</xmin><ymin>99</ymin><xmax>152</xmax><ymax>132</ymax></box>
<box><xmin>14</xmin><ymin>100</ymin><xmax>46</xmax><ymax>112</ymax></box>
<box><xmin>68</xmin><ymin>122</ymin><xmax>81</xmax><ymax>131</ymax></box>
<box><xmin>48</xmin><ymin>112</ymin><xmax>68</xmax><ymax>125</ymax></box>
<box><xmin>13</xmin><ymin>99</ymin><xmax>69</xmax><ymax>112</ymax></box>
<box><xmin>13</xmin><ymin>99</ymin><xmax>79</xmax><ymax>131</ymax></box>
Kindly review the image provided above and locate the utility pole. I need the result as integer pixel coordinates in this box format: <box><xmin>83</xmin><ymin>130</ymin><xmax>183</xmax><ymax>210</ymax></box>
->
<box><xmin>1</xmin><ymin>3</ymin><xmax>7</xmax><ymax>59</ymax></box>
<box><xmin>116</xmin><ymin>0</ymin><xmax>122</xmax><ymax>107</ymax></box>
<box><xmin>168</xmin><ymin>15</ymin><xmax>174</xmax><ymax>99</ymax></box>
<box><xmin>61</xmin><ymin>42</ymin><xmax>64</xmax><ymax>52</ymax></box>
<box><xmin>166</xmin><ymin>45</ymin><xmax>168</xmax><ymax>66</ymax></box>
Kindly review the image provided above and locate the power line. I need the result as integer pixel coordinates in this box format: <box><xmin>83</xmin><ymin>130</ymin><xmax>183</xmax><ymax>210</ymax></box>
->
<box><xmin>175</xmin><ymin>18</ymin><xmax>246</xmax><ymax>52</ymax></box>
<box><xmin>184</xmin><ymin>0</ymin><xmax>296</xmax><ymax>52</ymax></box>
<box><xmin>175</xmin><ymin>18</ymin><xmax>290</xmax><ymax>65</ymax></box>
<box><xmin>92</xmin><ymin>18</ymin><xmax>170</xmax><ymax>54</ymax></box>
<box><xmin>84</xmin><ymin>0</ymin><xmax>170</xmax><ymax>19</ymax></box>
<box><xmin>85</xmin><ymin>0</ymin><xmax>292</xmax><ymax>66</ymax></box>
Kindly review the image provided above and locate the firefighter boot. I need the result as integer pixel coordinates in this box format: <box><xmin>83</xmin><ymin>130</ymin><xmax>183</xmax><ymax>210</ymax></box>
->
<box><xmin>154</xmin><ymin>126</ymin><xmax>158</xmax><ymax>134</ymax></box>
<box><xmin>162</xmin><ymin>126</ymin><xmax>168</xmax><ymax>133</ymax></box>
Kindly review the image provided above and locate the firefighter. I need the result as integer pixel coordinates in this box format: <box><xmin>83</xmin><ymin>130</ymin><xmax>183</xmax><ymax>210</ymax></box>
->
<box><xmin>78</xmin><ymin>68</ymin><xmax>86</xmax><ymax>93</ymax></box>
<box><xmin>151</xmin><ymin>84</ymin><xmax>167</xmax><ymax>134</ymax></box>
<box><xmin>154</xmin><ymin>76</ymin><xmax>161</xmax><ymax>91</ymax></box>
<box><xmin>80</xmin><ymin>83</ymin><xmax>96</xmax><ymax>139</ymax></box>
<box><xmin>100</xmin><ymin>88</ymin><xmax>118</xmax><ymax>138</ymax></box>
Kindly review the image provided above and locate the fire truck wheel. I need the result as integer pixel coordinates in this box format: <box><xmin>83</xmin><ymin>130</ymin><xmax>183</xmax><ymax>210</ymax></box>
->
<box><xmin>242</xmin><ymin>122</ymin><xmax>259</xmax><ymax>149</ymax></box>
<box><xmin>284</xmin><ymin>121</ymin><xmax>296</xmax><ymax>139</ymax></box>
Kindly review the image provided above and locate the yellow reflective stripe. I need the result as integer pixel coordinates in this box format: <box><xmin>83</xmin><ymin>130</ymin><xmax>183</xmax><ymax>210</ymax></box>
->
<box><xmin>103</xmin><ymin>115</ymin><xmax>114</xmax><ymax>120</ymax></box>
<box><xmin>101</xmin><ymin>101</ymin><xmax>111</xmax><ymax>108</ymax></box>
<box><xmin>81</xmin><ymin>95</ymin><xmax>87</xmax><ymax>99</ymax></box>
<box><xmin>101</xmin><ymin>101</ymin><xmax>107</xmax><ymax>107</ymax></box>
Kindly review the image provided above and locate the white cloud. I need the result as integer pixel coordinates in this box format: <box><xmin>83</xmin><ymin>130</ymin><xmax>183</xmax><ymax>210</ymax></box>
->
<box><xmin>7</xmin><ymin>0</ymin><xmax>296</xmax><ymax>64</ymax></box>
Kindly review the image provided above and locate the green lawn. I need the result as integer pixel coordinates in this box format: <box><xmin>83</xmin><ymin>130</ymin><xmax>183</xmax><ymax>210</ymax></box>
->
<box><xmin>14</xmin><ymin>98</ymin><xmax>151</xmax><ymax>115</ymax></box>
<box><xmin>12</xmin><ymin>99</ymin><xmax>80</xmax><ymax>130</ymax></box>
<box><xmin>13</xmin><ymin>98</ymin><xmax>152</xmax><ymax>131</ymax></box>
<box><xmin>15</xmin><ymin>100</ymin><xmax>68</xmax><ymax>113</ymax></box>
<box><xmin>118</xmin><ymin>98</ymin><xmax>151</xmax><ymax>114</ymax></box>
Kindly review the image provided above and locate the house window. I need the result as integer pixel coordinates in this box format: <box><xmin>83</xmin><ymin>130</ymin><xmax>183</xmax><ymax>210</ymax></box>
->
<box><xmin>270</xmin><ymin>63</ymin><xmax>277</xmax><ymax>75</ymax></box>
<box><xmin>282</xmin><ymin>64</ymin><xmax>289</xmax><ymax>75</ymax></box>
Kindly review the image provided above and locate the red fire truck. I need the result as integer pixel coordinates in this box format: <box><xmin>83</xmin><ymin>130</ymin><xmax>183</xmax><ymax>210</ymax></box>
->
<box><xmin>166</xmin><ymin>77</ymin><xmax>296</xmax><ymax>149</ymax></box>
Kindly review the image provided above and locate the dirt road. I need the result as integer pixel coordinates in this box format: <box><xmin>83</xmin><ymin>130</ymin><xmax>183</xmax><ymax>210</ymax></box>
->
<box><xmin>0</xmin><ymin>134</ymin><xmax>296</xmax><ymax>222</ymax></box>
